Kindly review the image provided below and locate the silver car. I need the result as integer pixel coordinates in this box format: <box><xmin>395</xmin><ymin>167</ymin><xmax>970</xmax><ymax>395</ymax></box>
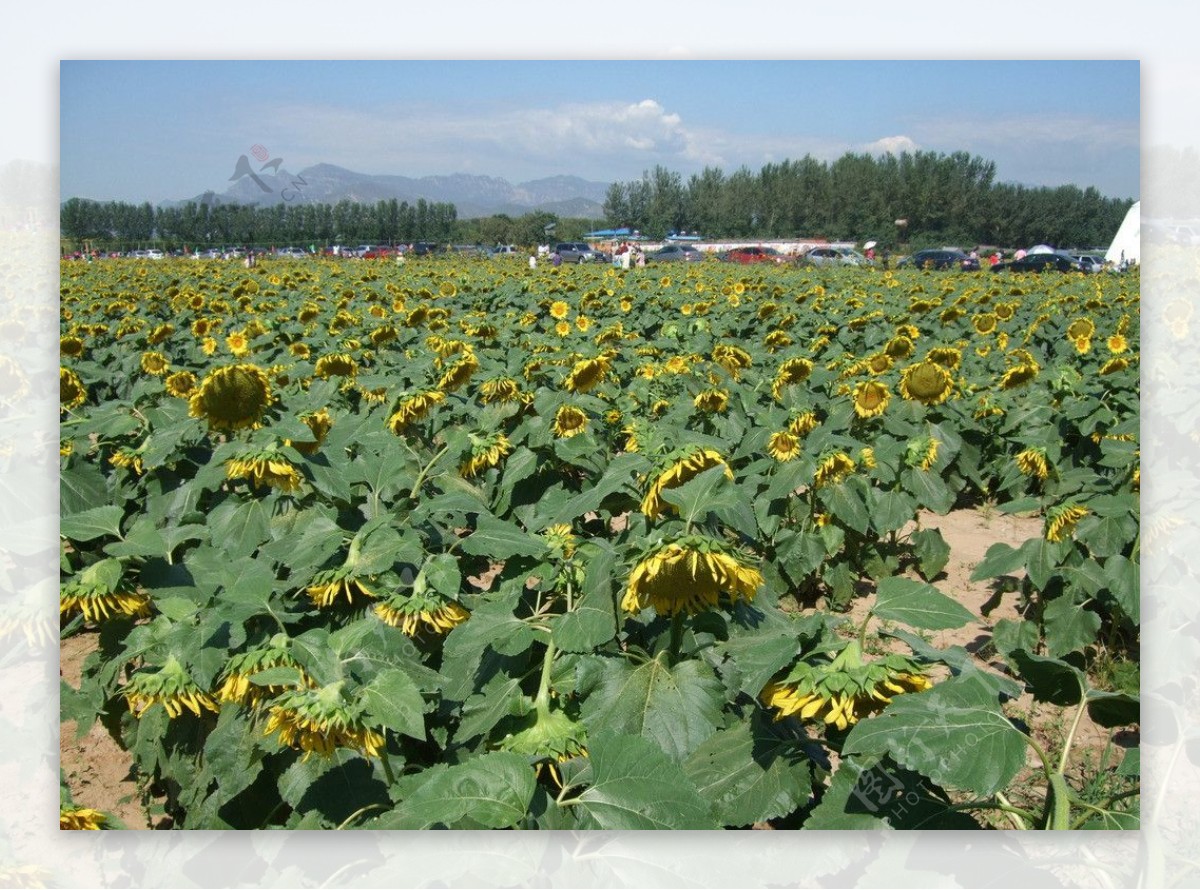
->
<box><xmin>799</xmin><ymin>246</ymin><xmax>871</xmax><ymax>267</ymax></box>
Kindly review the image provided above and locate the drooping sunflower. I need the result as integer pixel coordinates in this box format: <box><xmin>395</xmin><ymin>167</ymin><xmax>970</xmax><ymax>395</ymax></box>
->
<box><xmin>188</xmin><ymin>363</ymin><xmax>273</xmax><ymax>431</ymax></box>
<box><xmin>217</xmin><ymin>645</ymin><xmax>307</xmax><ymax>707</ymax></box>
<box><xmin>437</xmin><ymin>352</ymin><xmax>479</xmax><ymax>392</ymax></box>
<box><xmin>1045</xmin><ymin>503</ymin><xmax>1089</xmax><ymax>542</ymax></box>
<box><xmin>852</xmin><ymin>380</ymin><xmax>890</xmax><ymax>419</ymax></box>
<box><xmin>1015</xmin><ymin>447</ymin><xmax>1050</xmax><ymax>480</ymax></box>
<box><xmin>622</xmin><ymin>535</ymin><xmax>763</xmax><ymax>616</ymax></box>
<box><xmin>772</xmin><ymin>357</ymin><xmax>814</xmax><ymax>401</ymax></box>
<box><xmin>788</xmin><ymin>411</ymin><xmax>820</xmax><ymax>437</ymax></box>
<box><xmin>641</xmin><ymin>447</ymin><xmax>732</xmax><ymax>518</ymax></box>
<box><xmin>374</xmin><ymin>587</ymin><xmax>470</xmax><ymax>636</ymax></box>
<box><xmin>61</xmin><ymin>805</ymin><xmax>109</xmax><ymax>830</ymax></box>
<box><xmin>479</xmin><ymin>376</ymin><xmax>522</xmax><ymax>404</ymax></box>
<box><xmin>109</xmin><ymin>447</ymin><xmax>144</xmax><ymax>476</ymax></box>
<box><xmin>564</xmin><ymin>356</ymin><xmax>610</xmax><ymax>393</ymax></box>
<box><xmin>998</xmin><ymin>362</ymin><xmax>1040</xmax><ymax>390</ymax></box>
<box><xmin>226</xmin><ymin>451</ymin><xmax>303</xmax><ymax>493</ymax></box>
<box><xmin>926</xmin><ymin>346</ymin><xmax>963</xmax><ymax>370</ymax></box>
<box><xmin>60</xmin><ymin>335</ymin><xmax>85</xmax><ymax>358</ymax></box>
<box><xmin>883</xmin><ymin>335</ymin><xmax>915</xmax><ymax>360</ymax></box>
<box><xmin>552</xmin><ymin>404</ymin><xmax>589</xmax><ymax>438</ymax></box>
<box><xmin>1067</xmin><ymin>317</ymin><xmax>1096</xmax><ymax>341</ymax></box>
<box><xmin>314</xmin><ymin>352</ymin><xmax>358</xmax><ymax>380</ymax></box>
<box><xmin>973</xmin><ymin>313</ymin><xmax>998</xmax><ymax>335</ymax></box>
<box><xmin>906</xmin><ymin>435</ymin><xmax>940</xmax><ymax>471</ymax></box>
<box><xmin>460</xmin><ymin>431</ymin><xmax>512</xmax><ymax>478</ymax></box>
<box><xmin>865</xmin><ymin>353</ymin><xmax>892</xmax><ymax>374</ymax></box>
<box><xmin>1100</xmin><ymin>357</ymin><xmax>1130</xmax><ymax>375</ymax></box>
<box><xmin>761</xmin><ymin>642</ymin><xmax>931</xmax><ymax>732</ymax></box>
<box><xmin>767</xmin><ymin>430</ymin><xmax>802</xmax><ymax>462</ymax></box>
<box><xmin>899</xmin><ymin>360</ymin><xmax>954</xmax><ymax>406</ymax></box>
<box><xmin>290</xmin><ymin>408</ymin><xmax>333</xmax><ymax>455</ymax></box>
<box><xmin>60</xmin><ymin>366</ymin><xmax>86</xmax><ymax>411</ymax></box>
<box><xmin>305</xmin><ymin>569</ymin><xmax>378</xmax><ymax>607</ymax></box>
<box><xmin>813</xmin><ymin>451</ymin><xmax>856</xmax><ymax>488</ymax></box>
<box><xmin>693</xmin><ymin>388</ymin><xmax>729</xmax><ymax>413</ymax></box>
<box><xmin>264</xmin><ymin>684</ymin><xmax>385</xmax><ymax>761</ymax></box>
<box><xmin>60</xmin><ymin>576</ymin><xmax>151</xmax><ymax>623</ymax></box>
<box><xmin>387</xmin><ymin>390</ymin><xmax>445</xmax><ymax>434</ymax></box>
<box><xmin>124</xmin><ymin>657</ymin><xmax>219</xmax><ymax>719</ymax></box>
<box><xmin>712</xmin><ymin>343</ymin><xmax>752</xmax><ymax>378</ymax></box>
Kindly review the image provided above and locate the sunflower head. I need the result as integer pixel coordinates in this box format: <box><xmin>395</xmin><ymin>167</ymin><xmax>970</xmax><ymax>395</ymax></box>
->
<box><xmin>693</xmin><ymin>388</ymin><xmax>729</xmax><ymax>413</ymax></box>
<box><xmin>60</xmin><ymin>367</ymin><xmax>86</xmax><ymax>411</ymax></box>
<box><xmin>622</xmin><ymin>535</ymin><xmax>763</xmax><ymax>616</ymax></box>
<box><xmin>188</xmin><ymin>363</ymin><xmax>274</xmax><ymax>432</ymax></box>
<box><xmin>1015</xmin><ymin>447</ymin><xmax>1050</xmax><ymax>480</ymax></box>
<box><xmin>813</xmin><ymin>450</ymin><xmax>856</xmax><ymax>488</ymax></box>
<box><xmin>899</xmin><ymin>360</ymin><xmax>953</xmax><ymax>406</ymax></box>
<box><xmin>772</xmin><ymin>357</ymin><xmax>814</xmax><ymax>401</ymax></box>
<box><xmin>124</xmin><ymin>657</ymin><xmax>219</xmax><ymax>720</ymax></box>
<box><xmin>564</xmin><ymin>356</ymin><xmax>610</xmax><ymax>393</ymax></box>
<box><xmin>852</xmin><ymin>380</ymin><xmax>890</xmax><ymax>419</ymax></box>
<box><xmin>641</xmin><ymin>447</ymin><xmax>732</xmax><ymax>518</ymax></box>
<box><xmin>460</xmin><ymin>431</ymin><xmax>512</xmax><ymax>478</ymax></box>
<box><xmin>1045</xmin><ymin>503</ymin><xmax>1089</xmax><ymax>542</ymax></box>
<box><xmin>314</xmin><ymin>353</ymin><xmax>358</xmax><ymax>379</ymax></box>
<box><xmin>264</xmin><ymin>683</ymin><xmax>385</xmax><ymax>760</ymax></box>
<box><xmin>552</xmin><ymin>404</ymin><xmax>589</xmax><ymax>438</ymax></box>
<box><xmin>998</xmin><ymin>362</ymin><xmax>1039</xmax><ymax>390</ymax></box>
<box><xmin>374</xmin><ymin>586</ymin><xmax>470</xmax><ymax>636</ymax></box>
<box><xmin>767</xmin><ymin>430</ymin><xmax>802</xmax><ymax>462</ymax></box>
<box><xmin>226</xmin><ymin>449</ymin><xmax>304</xmax><ymax>493</ymax></box>
<box><xmin>387</xmin><ymin>390</ymin><xmax>445</xmax><ymax>434</ymax></box>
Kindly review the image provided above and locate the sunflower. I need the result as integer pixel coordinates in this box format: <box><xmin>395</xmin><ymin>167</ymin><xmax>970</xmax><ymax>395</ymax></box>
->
<box><xmin>788</xmin><ymin>411</ymin><xmax>820</xmax><ymax>437</ymax></box>
<box><xmin>663</xmin><ymin>355</ymin><xmax>690</xmax><ymax>375</ymax></box>
<box><xmin>370</xmin><ymin>325</ymin><xmax>398</xmax><ymax>346</ymax></box>
<box><xmin>641</xmin><ymin>447</ymin><xmax>732</xmax><ymax>518</ymax></box>
<box><xmin>264</xmin><ymin>685</ymin><xmax>385</xmax><ymax>760</ymax></box>
<box><xmin>497</xmin><ymin>707</ymin><xmax>588</xmax><ymax>788</ymax></box>
<box><xmin>217</xmin><ymin>646</ymin><xmax>307</xmax><ymax>707</ymax></box>
<box><xmin>765</xmin><ymin>330</ymin><xmax>792</xmax><ymax>350</ymax></box>
<box><xmin>479</xmin><ymin>376</ymin><xmax>521</xmax><ymax>404</ymax></box>
<box><xmin>225</xmin><ymin>331</ymin><xmax>251</xmax><ymax>357</ymax></box>
<box><xmin>374</xmin><ymin>587</ymin><xmax>470</xmax><ymax>636</ymax></box>
<box><xmin>140</xmin><ymin>351</ymin><xmax>170</xmax><ymax>376</ymax></box>
<box><xmin>866</xmin><ymin>353</ymin><xmax>892</xmax><ymax>374</ymax></box>
<box><xmin>314</xmin><ymin>353</ymin><xmax>358</xmax><ymax>380</ymax></box>
<box><xmin>852</xmin><ymin>380</ymin><xmax>889</xmax><ymax>419</ymax></box>
<box><xmin>387</xmin><ymin>390</ymin><xmax>445</xmax><ymax>433</ymax></box>
<box><xmin>973</xmin><ymin>313</ymin><xmax>998</xmax><ymax>335</ymax></box>
<box><xmin>437</xmin><ymin>352</ymin><xmax>479</xmax><ymax>392</ymax></box>
<box><xmin>60</xmin><ymin>579</ymin><xmax>151</xmax><ymax>623</ymax></box>
<box><xmin>201</xmin><ymin>337</ymin><xmax>218</xmax><ymax>356</ymax></box>
<box><xmin>1100</xmin><ymin>357</ymin><xmax>1130</xmax><ymax>375</ymax></box>
<box><xmin>124</xmin><ymin>657</ymin><xmax>219</xmax><ymax>719</ymax></box>
<box><xmin>772</xmin><ymin>357</ymin><xmax>814</xmax><ymax>401</ymax></box>
<box><xmin>884</xmin><ymin>335</ymin><xmax>915</xmax><ymax>360</ymax></box>
<box><xmin>543</xmin><ymin>523</ymin><xmax>577</xmax><ymax>558</ymax></box>
<box><xmin>552</xmin><ymin>404</ymin><xmax>589</xmax><ymax>438</ymax></box>
<box><xmin>60</xmin><ymin>335</ymin><xmax>85</xmax><ymax>357</ymax></box>
<box><xmin>1015</xmin><ymin>447</ymin><xmax>1049</xmax><ymax>480</ymax></box>
<box><xmin>1067</xmin><ymin>317</ymin><xmax>1096</xmax><ymax>341</ymax></box>
<box><xmin>761</xmin><ymin>642</ymin><xmax>931</xmax><ymax>732</ymax></box>
<box><xmin>290</xmin><ymin>408</ymin><xmax>333</xmax><ymax>455</ymax></box>
<box><xmin>899</xmin><ymin>360</ymin><xmax>953</xmax><ymax>406</ymax></box>
<box><xmin>61</xmin><ymin>805</ymin><xmax>109</xmax><ymax>830</ymax></box>
<box><xmin>147</xmin><ymin>322</ymin><xmax>174</xmax><ymax>345</ymax></box>
<box><xmin>187</xmin><ymin>364</ymin><xmax>272</xmax><ymax>431</ymax></box>
<box><xmin>109</xmin><ymin>447</ymin><xmax>144</xmax><ymax>476</ymax></box>
<box><xmin>1045</xmin><ymin>503</ymin><xmax>1089</xmax><ymax>542</ymax></box>
<box><xmin>226</xmin><ymin>451</ymin><xmax>304</xmax><ymax>493</ymax></box>
<box><xmin>550</xmin><ymin>300</ymin><xmax>570</xmax><ymax>320</ymax></box>
<box><xmin>906</xmin><ymin>436</ymin><xmax>940</xmax><ymax>471</ymax></box>
<box><xmin>712</xmin><ymin>344</ymin><xmax>752</xmax><ymax>378</ymax></box>
<box><xmin>305</xmin><ymin>569</ymin><xmax>378</xmax><ymax>607</ymax></box>
<box><xmin>460</xmin><ymin>432</ymin><xmax>512</xmax><ymax>478</ymax></box>
<box><xmin>622</xmin><ymin>536</ymin><xmax>763</xmax><ymax>616</ymax></box>
<box><xmin>814</xmin><ymin>451</ymin><xmax>856</xmax><ymax>488</ymax></box>
<box><xmin>694</xmin><ymin>388</ymin><xmax>729</xmax><ymax>413</ymax></box>
<box><xmin>926</xmin><ymin>346</ymin><xmax>962</xmax><ymax>370</ymax></box>
<box><xmin>1072</xmin><ymin>336</ymin><xmax>1092</xmax><ymax>355</ymax></box>
<box><xmin>998</xmin><ymin>363</ymin><xmax>1039</xmax><ymax>390</ymax></box>
<box><xmin>60</xmin><ymin>367</ymin><xmax>87</xmax><ymax>411</ymax></box>
<box><xmin>859</xmin><ymin>446</ymin><xmax>877</xmax><ymax>469</ymax></box>
<box><xmin>164</xmin><ymin>370</ymin><xmax>197</xmax><ymax>398</ymax></box>
<box><xmin>564</xmin><ymin>356</ymin><xmax>610</xmax><ymax>393</ymax></box>
<box><xmin>767</xmin><ymin>430</ymin><xmax>802</xmax><ymax>462</ymax></box>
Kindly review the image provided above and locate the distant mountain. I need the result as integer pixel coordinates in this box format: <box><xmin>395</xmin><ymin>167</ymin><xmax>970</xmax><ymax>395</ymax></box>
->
<box><xmin>176</xmin><ymin>163</ymin><xmax>610</xmax><ymax>219</ymax></box>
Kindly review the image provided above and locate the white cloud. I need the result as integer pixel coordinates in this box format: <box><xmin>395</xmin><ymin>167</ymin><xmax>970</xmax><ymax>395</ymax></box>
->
<box><xmin>864</xmin><ymin>135</ymin><xmax>919</xmax><ymax>155</ymax></box>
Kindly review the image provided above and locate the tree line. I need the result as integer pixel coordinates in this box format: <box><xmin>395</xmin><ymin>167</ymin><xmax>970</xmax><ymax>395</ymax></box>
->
<box><xmin>59</xmin><ymin>197</ymin><xmax>459</xmax><ymax>250</ymax></box>
<box><xmin>602</xmin><ymin>151</ymin><xmax>1134</xmax><ymax>249</ymax></box>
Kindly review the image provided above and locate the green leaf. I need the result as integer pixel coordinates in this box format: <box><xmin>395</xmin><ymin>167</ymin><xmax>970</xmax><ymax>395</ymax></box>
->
<box><xmin>1076</xmin><ymin>513</ymin><xmax>1138</xmax><ymax>558</ymax></box>
<box><xmin>348</xmin><ymin>518</ymin><xmax>405</xmax><ymax>575</ymax></box>
<box><xmin>60</xmin><ymin>462</ymin><xmax>109</xmax><ymax>516</ymax></box>
<box><xmin>660</xmin><ymin>464</ymin><xmax>743</xmax><ymax>528</ymax></box>
<box><xmin>871</xmin><ymin>577</ymin><xmax>975</xmax><ymax>631</ymax></box>
<box><xmin>804</xmin><ymin>753</ymin><xmax>981</xmax><ymax>829</ymax></box>
<box><xmin>869</xmin><ymin>489</ymin><xmax>917</xmax><ymax>535</ymax></box>
<box><xmin>207</xmin><ymin>499</ymin><xmax>271</xmax><ymax>559</ymax></box>
<box><xmin>970</xmin><ymin>542</ymin><xmax>1026</xmax><ymax>582</ymax></box>
<box><xmin>379</xmin><ymin>752</ymin><xmax>535</xmax><ymax>829</ymax></box>
<box><xmin>568</xmin><ymin>733</ymin><xmax>717</xmax><ymax>829</ymax></box>
<box><xmin>991</xmin><ymin>618</ymin><xmax>1040</xmax><ymax>658</ymax></box>
<box><xmin>60</xmin><ymin>505</ymin><xmax>125</xmax><ymax>542</ymax></box>
<box><xmin>1021</xmin><ymin>537</ymin><xmax>1063</xmax><ymax>591</ymax></box>
<box><xmin>1087</xmin><ymin>690</ymin><xmax>1140</xmax><ymax>728</ymax></box>
<box><xmin>902</xmin><ymin>468</ymin><xmax>955</xmax><ymax>515</ymax></box>
<box><xmin>460</xmin><ymin>513</ymin><xmax>549</xmax><ymax>561</ymax></box>
<box><xmin>361</xmin><ymin>668</ymin><xmax>426</xmax><ymax>741</ymax></box>
<box><xmin>455</xmin><ymin>673</ymin><xmax>528</xmax><ymax>744</ymax></box>
<box><xmin>842</xmin><ymin>673</ymin><xmax>1028</xmax><ymax>797</ymax></box>
<box><xmin>544</xmin><ymin>452</ymin><xmax>648</xmax><ymax>526</ymax></box>
<box><xmin>422</xmin><ymin>552</ymin><xmax>462</xmax><ymax>598</ymax></box>
<box><xmin>1007</xmin><ymin>649</ymin><xmax>1086</xmax><ymax>706</ymax></box>
<box><xmin>1116</xmin><ymin>747</ymin><xmax>1140</xmax><ymax>777</ymax></box>
<box><xmin>279</xmin><ymin>749</ymin><xmax>389</xmax><ymax>827</ymax></box>
<box><xmin>714</xmin><ymin>627</ymin><xmax>807</xmax><ymax>698</ymax></box>
<box><xmin>581</xmin><ymin>656</ymin><xmax>725</xmax><ymax>762</ymax></box>
<box><xmin>884</xmin><ymin>628</ymin><xmax>1023</xmax><ymax>701</ymax></box>
<box><xmin>1043</xmin><ymin>595</ymin><xmax>1102</xmax><ymax>658</ymax></box>
<box><xmin>682</xmin><ymin>713</ymin><xmax>813</xmax><ymax>827</ymax></box>
<box><xmin>909</xmin><ymin>528</ymin><xmax>951</xmax><ymax>580</ymax></box>
<box><xmin>818</xmin><ymin>479</ymin><xmax>870</xmax><ymax>535</ymax></box>
<box><xmin>1102</xmin><ymin>554</ymin><xmax>1140</xmax><ymax>624</ymax></box>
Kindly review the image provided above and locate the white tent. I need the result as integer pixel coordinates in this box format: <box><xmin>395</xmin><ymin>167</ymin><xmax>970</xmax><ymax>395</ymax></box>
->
<box><xmin>1105</xmin><ymin>200</ymin><xmax>1140</xmax><ymax>268</ymax></box>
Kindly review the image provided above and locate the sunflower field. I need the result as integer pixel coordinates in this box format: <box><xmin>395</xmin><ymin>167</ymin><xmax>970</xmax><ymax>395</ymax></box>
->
<box><xmin>59</xmin><ymin>255</ymin><xmax>1139</xmax><ymax>829</ymax></box>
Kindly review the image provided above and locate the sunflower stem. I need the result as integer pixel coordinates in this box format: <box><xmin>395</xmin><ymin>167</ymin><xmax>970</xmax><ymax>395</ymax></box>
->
<box><xmin>380</xmin><ymin>750</ymin><xmax>396</xmax><ymax>786</ymax></box>
<box><xmin>535</xmin><ymin>638</ymin><xmax>557</xmax><ymax>721</ymax></box>
<box><xmin>667</xmin><ymin>611</ymin><xmax>687</xmax><ymax>665</ymax></box>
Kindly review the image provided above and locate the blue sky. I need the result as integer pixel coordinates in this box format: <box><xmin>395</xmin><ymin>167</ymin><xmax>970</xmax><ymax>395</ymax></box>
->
<box><xmin>60</xmin><ymin>60</ymin><xmax>1139</xmax><ymax>204</ymax></box>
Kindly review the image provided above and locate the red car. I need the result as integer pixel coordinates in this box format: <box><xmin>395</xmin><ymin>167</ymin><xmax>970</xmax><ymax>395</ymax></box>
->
<box><xmin>720</xmin><ymin>246</ymin><xmax>789</xmax><ymax>265</ymax></box>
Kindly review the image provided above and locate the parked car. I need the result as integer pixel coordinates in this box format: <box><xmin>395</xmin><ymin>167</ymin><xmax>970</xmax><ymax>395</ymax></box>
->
<box><xmin>194</xmin><ymin>248</ymin><xmax>223</xmax><ymax>259</ymax></box>
<box><xmin>1070</xmin><ymin>253</ymin><xmax>1106</xmax><ymax>273</ymax></box>
<box><xmin>410</xmin><ymin>241</ymin><xmax>441</xmax><ymax>256</ymax></box>
<box><xmin>145</xmin><ymin>249</ymin><xmax>165</xmax><ymax>259</ymax></box>
<box><xmin>992</xmin><ymin>251</ymin><xmax>1088</xmax><ymax>273</ymax></box>
<box><xmin>720</xmin><ymin>246</ymin><xmax>790</xmax><ymax>265</ymax></box>
<box><xmin>489</xmin><ymin>244</ymin><xmax>521</xmax><ymax>258</ymax></box>
<box><xmin>646</xmin><ymin>244</ymin><xmax>704</xmax><ymax>263</ymax></box>
<box><xmin>798</xmin><ymin>246</ymin><xmax>872</xmax><ymax>267</ymax></box>
<box><xmin>897</xmin><ymin>249</ymin><xmax>981</xmax><ymax>271</ymax></box>
<box><xmin>276</xmin><ymin>246</ymin><xmax>308</xmax><ymax>258</ymax></box>
<box><xmin>553</xmin><ymin>242</ymin><xmax>605</xmax><ymax>264</ymax></box>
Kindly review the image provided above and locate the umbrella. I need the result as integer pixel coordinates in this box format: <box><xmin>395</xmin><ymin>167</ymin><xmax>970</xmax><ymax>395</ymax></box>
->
<box><xmin>863</xmin><ymin>240</ymin><xmax>877</xmax><ymax>250</ymax></box>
